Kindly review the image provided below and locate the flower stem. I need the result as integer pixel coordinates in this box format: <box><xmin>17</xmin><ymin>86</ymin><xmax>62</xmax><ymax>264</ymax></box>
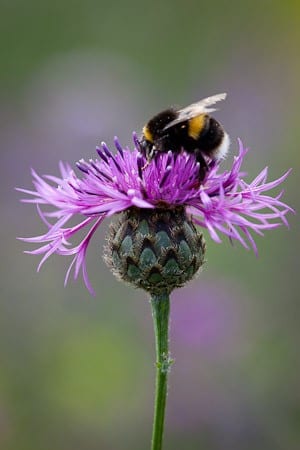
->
<box><xmin>150</xmin><ymin>292</ymin><xmax>172</xmax><ymax>450</ymax></box>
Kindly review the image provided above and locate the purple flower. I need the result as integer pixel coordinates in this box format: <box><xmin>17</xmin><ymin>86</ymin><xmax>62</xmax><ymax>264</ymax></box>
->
<box><xmin>17</xmin><ymin>134</ymin><xmax>293</xmax><ymax>294</ymax></box>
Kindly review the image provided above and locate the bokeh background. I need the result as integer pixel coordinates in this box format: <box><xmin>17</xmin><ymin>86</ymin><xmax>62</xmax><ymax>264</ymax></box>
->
<box><xmin>1</xmin><ymin>1</ymin><xmax>299</xmax><ymax>449</ymax></box>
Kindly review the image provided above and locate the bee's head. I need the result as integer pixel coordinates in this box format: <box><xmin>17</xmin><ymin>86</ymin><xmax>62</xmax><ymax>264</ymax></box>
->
<box><xmin>139</xmin><ymin>134</ymin><xmax>154</xmax><ymax>160</ymax></box>
<box><xmin>140</xmin><ymin>109</ymin><xmax>177</xmax><ymax>160</ymax></box>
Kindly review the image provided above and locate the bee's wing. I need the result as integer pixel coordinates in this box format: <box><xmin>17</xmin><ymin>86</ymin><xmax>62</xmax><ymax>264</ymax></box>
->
<box><xmin>163</xmin><ymin>93</ymin><xmax>227</xmax><ymax>131</ymax></box>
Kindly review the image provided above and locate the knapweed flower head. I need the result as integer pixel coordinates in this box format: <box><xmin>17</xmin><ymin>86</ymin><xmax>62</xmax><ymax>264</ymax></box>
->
<box><xmin>18</xmin><ymin>134</ymin><xmax>292</xmax><ymax>294</ymax></box>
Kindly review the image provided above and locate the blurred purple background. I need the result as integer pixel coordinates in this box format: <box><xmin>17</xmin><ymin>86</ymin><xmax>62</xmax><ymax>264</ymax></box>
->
<box><xmin>1</xmin><ymin>1</ymin><xmax>299</xmax><ymax>449</ymax></box>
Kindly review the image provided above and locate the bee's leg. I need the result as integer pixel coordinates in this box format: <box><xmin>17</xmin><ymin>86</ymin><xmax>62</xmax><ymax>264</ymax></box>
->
<box><xmin>141</xmin><ymin>146</ymin><xmax>156</xmax><ymax>170</ymax></box>
<box><xmin>141</xmin><ymin>160</ymin><xmax>150</xmax><ymax>171</ymax></box>
<box><xmin>195</xmin><ymin>150</ymin><xmax>209</xmax><ymax>181</ymax></box>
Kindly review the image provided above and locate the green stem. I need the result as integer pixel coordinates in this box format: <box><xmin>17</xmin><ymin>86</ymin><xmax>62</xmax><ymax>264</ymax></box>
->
<box><xmin>150</xmin><ymin>292</ymin><xmax>172</xmax><ymax>450</ymax></box>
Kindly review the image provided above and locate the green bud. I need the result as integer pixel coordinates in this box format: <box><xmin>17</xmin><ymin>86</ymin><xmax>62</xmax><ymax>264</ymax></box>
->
<box><xmin>104</xmin><ymin>206</ymin><xmax>206</xmax><ymax>295</ymax></box>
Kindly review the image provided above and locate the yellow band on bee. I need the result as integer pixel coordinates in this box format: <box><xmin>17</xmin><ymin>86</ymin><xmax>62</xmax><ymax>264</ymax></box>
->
<box><xmin>143</xmin><ymin>126</ymin><xmax>153</xmax><ymax>143</ymax></box>
<box><xmin>188</xmin><ymin>115</ymin><xmax>206</xmax><ymax>140</ymax></box>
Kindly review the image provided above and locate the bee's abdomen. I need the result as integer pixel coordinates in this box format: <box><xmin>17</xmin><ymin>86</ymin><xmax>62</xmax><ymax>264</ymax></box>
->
<box><xmin>197</xmin><ymin>117</ymin><xmax>224</xmax><ymax>152</ymax></box>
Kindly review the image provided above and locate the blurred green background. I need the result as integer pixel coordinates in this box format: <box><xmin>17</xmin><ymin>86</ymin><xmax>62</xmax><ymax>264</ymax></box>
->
<box><xmin>1</xmin><ymin>1</ymin><xmax>299</xmax><ymax>449</ymax></box>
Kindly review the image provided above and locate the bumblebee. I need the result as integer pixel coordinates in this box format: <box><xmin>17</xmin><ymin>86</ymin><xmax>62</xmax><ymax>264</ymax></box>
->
<box><xmin>140</xmin><ymin>93</ymin><xmax>230</xmax><ymax>178</ymax></box>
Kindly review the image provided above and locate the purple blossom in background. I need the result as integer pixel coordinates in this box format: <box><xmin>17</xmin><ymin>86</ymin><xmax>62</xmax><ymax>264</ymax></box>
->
<box><xmin>171</xmin><ymin>283</ymin><xmax>243</xmax><ymax>356</ymax></box>
<box><xmin>17</xmin><ymin>135</ymin><xmax>292</xmax><ymax>294</ymax></box>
